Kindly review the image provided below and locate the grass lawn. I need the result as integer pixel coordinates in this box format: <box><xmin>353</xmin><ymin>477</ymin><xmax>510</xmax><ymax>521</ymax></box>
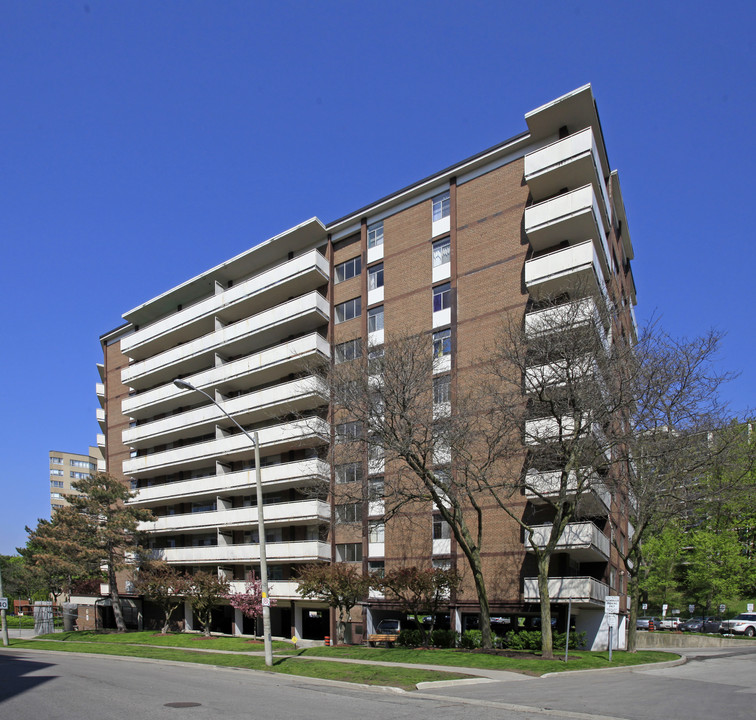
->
<box><xmin>4</xmin><ymin>638</ymin><xmax>468</xmax><ymax>691</ymax></box>
<box><xmin>291</xmin><ymin>645</ymin><xmax>679</xmax><ymax>675</ymax></box>
<box><xmin>34</xmin><ymin>630</ymin><xmax>295</xmax><ymax>652</ymax></box>
<box><xmin>4</xmin><ymin>616</ymin><xmax>63</xmax><ymax>629</ymax></box>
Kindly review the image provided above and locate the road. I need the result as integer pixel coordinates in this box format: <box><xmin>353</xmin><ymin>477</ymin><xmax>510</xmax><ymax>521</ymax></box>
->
<box><xmin>1</xmin><ymin>645</ymin><xmax>754</xmax><ymax>720</ymax></box>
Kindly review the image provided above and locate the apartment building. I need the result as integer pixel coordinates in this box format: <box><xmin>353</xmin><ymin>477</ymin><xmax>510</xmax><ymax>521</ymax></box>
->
<box><xmin>48</xmin><ymin>447</ymin><xmax>104</xmax><ymax>512</ymax></box>
<box><xmin>100</xmin><ymin>84</ymin><xmax>636</xmax><ymax>646</ymax></box>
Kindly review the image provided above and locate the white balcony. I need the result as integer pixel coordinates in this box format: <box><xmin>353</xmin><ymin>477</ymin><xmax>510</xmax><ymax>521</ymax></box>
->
<box><xmin>96</xmin><ymin>383</ymin><xmax>105</xmax><ymax>408</ymax></box>
<box><xmin>432</xmin><ymin>538</ymin><xmax>451</xmax><ymax>555</ymax></box>
<box><xmin>123</xmin><ymin>417</ymin><xmax>327</xmax><ymax>477</ymax></box>
<box><xmin>121</xmin><ymin>250</ymin><xmax>329</xmax><ymax>361</ymax></box>
<box><xmin>123</xmin><ymin>376</ymin><xmax>326</xmax><ymax>448</ymax></box>
<box><xmin>524</xmin><ymin>185</ymin><xmax>610</xmax><ymax>275</ymax></box>
<box><xmin>523</xmin><ymin>576</ymin><xmax>610</xmax><ymax>606</ymax></box>
<box><xmin>525</xmin><ymin>297</ymin><xmax>610</xmax><ymax>353</ymax></box>
<box><xmin>525</xmin><ymin>357</ymin><xmax>608</xmax><ymax>403</ymax></box>
<box><xmin>525</xmin><ymin>241</ymin><xmax>609</xmax><ymax>303</ymax></box>
<box><xmin>228</xmin><ymin>580</ymin><xmax>303</xmax><ymax>600</ymax></box>
<box><xmin>129</xmin><ymin>459</ymin><xmax>329</xmax><ymax>507</ymax></box>
<box><xmin>97</xmin><ymin>459</ymin><xmax>107</xmax><ymax>472</ymax></box>
<box><xmin>140</xmin><ymin>500</ymin><xmax>330</xmax><ymax>535</ymax></box>
<box><xmin>122</xmin><ymin>333</ymin><xmax>329</xmax><ymax>420</ymax></box>
<box><xmin>96</xmin><ymin>433</ymin><xmax>106</xmax><ymax>448</ymax></box>
<box><xmin>524</xmin><ymin>468</ymin><xmax>611</xmax><ymax>515</ymax></box>
<box><xmin>121</xmin><ymin>291</ymin><xmax>329</xmax><ymax>390</ymax></box>
<box><xmin>96</xmin><ymin>408</ymin><xmax>106</xmax><ymax>432</ymax></box>
<box><xmin>156</xmin><ymin>540</ymin><xmax>331</xmax><ymax>565</ymax></box>
<box><xmin>524</xmin><ymin>128</ymin><xmax>611</xmax><ymax>226</ymax></box>
<box><xmin>525</xmin><ymin>521</ymin><xmax>610</xmax><ymax>562</ymax></box>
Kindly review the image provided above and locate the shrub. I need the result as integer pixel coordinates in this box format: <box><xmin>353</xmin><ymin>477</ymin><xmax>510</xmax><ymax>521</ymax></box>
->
<box><xmin>459</xmin><ymin>629</ymin><xmax>482</xmax><ymax>649</ymax></box>
<box><xmin>430</xmin><ymin>628</ymin><xmax>457</xmax><ymax>648</ymax></box>
<box><xmin>502</xmin><ymin>629</ymin><xmax>586</xmax><ymax>652</ymax></box>
<box><xmin>397</xmin><ymin>628</ymin><xmax>424</xmax><ymax>647</ymax></box>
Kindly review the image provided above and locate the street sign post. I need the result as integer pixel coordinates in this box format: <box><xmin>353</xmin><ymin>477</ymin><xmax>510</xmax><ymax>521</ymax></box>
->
<box><xmin>604</xmin><ymin>596</ymin><xmax>620</xmax><ymax>660</ymax></box>
<box><xmin>662</xmin><ymin>603</ymin><xmax>668</xmax><ymax>618</ymax></box>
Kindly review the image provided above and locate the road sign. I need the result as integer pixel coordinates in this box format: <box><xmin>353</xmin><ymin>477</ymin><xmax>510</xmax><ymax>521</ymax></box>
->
<box><xmin>642</xmin><ymin>602</ymin><xmax>648</xmax><ymax>611</ymax></box>
<box><xmin>748</xmin><ymin>604</ymin><xmax>754</xmax><ymax>612</ymax></box>
<box><xmin>689</xmin><ymin>604</ymin><xmax>695</xmax><ymax>613</ymax></box>
<box><xmin>719</xmin><ymin>604</ymin><xmax>726</xmax><ymax>613</ymax></box>
<box><xmin>662</xmin><ymin>603</ymin><xmax>668</xmax><ymax>617</ymax></box>
<box><xmin>262</xmin><ymin>597</ymin><xmax>270</xmax><ymax>607</ymax></box>
<box><xmin>605</xmin><ymin>596</ymin><xmax>620</xmax><ymax>614</ymax></box>
<box><xmin>606</xmin><ymin>613</ymin><xmax>618</xmax><ymax>628</ymax></box>
<box><xmin>0</xmin><ymin>598</ymin><xmax>8</xmax><ymax>610</ymax></box>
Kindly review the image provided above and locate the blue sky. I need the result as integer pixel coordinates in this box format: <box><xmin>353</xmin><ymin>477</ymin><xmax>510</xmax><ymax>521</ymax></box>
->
<box><xmin>1</xmin><ymin>1</ymin><xmax>754</xmax><ymax>554</ymax></box>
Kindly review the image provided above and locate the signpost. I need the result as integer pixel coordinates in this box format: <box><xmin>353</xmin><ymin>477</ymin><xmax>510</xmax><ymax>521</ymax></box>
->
<box><xmin>662</xmin><ymin>603</ymin><xmax>668</xmax><ymax>618</ymax></box>
<box><xmin>0</xmin><ymin>564</ymin><xmax>8</xmax><ymax>647</ymax></box>
<box><xmin>605</xmin><ymin>596</ymin><xmax>620</xmax><ymax>660</ymax></box>
<box><xmin>748</xmin><ymin>604</ymin><xmax>754</xmax><ymax>613</ymax></box>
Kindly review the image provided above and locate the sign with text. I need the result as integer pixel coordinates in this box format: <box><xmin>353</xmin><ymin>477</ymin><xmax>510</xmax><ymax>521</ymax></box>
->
<box><xmin>0</xmin><ymin>598</ymin><xmax>8</xmax><ymax>610</ymax></box>
<box><xmin>662</xmin><ymin>603</ymin><xmax>668</xmax><ymax>617</ymax></box>
<box><xmin>606</xmin><ymin>613</ymin><xmax>618</xmax><ymax>628</ymax></box>
<box><xmin>689</xmin><ymin>604</ymin><xmax>695</xmax><ymax>613</ymax></box>
<box><xmin>748</xmin><ymin>604</ymin><xmax>754</xmax><ymax>613</ymax></box>
<box><xmin>605</xmin><ymin>596</ymin><xmax>620</xmax><ymax>614</ymax></box>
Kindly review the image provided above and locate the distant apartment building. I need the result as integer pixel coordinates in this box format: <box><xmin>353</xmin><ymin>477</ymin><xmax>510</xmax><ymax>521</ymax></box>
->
<box><xmin>99</xmin><ymin>85</ymin><xmax>637</xmax><ymax>647</ymax></box>
<box><xmin>48</xmin><ymin>446</ymin><xmax>104</xmax><ymax>512</ymax></box>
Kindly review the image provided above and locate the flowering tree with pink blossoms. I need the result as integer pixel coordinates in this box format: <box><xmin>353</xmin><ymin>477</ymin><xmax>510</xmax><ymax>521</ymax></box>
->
<box><xmin>225</xmin><ymin>572</ymin><xmax>276</xmax><ymax>636</ymax></box>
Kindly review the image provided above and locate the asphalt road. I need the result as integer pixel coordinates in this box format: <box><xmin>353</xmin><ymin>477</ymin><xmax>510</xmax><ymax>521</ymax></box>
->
<box><xmin>1</xmin><ymin>645</ymin><xmax>754</xmax><ymax>720</ymax></box>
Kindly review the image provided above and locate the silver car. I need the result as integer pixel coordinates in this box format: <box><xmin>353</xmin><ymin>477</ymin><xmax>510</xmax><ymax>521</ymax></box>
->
<box><xmin>719</xmin><ymin>612</ymin><xmax>756</xmax><ymax>637</ymax></box>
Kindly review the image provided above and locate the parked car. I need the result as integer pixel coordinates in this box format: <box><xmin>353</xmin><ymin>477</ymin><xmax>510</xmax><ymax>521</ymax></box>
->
<box><xmin>679</xmin><ymin>617</ymin><xmax>722</xmax><ymax>633</ymax></box>
<box><xmin>658</xmin><ymin>617</ymin><xmax>681</xmax><ymax>630</ymax></box>
<box><xmin>719</xmin><ymin>612</ymin><xmax>756</xmax><ymax>637</ymax></box>
<box><xmin>636</xmin><ymin>616</ymin><xmax>661</xmax><ymax>630</ymax></box>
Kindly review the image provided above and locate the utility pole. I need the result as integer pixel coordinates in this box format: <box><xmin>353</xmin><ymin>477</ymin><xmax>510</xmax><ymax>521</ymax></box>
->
<box><xmin>0</xmin><ymin>564</ymin><xmax>9</xmax><ymax>646</ymax></box>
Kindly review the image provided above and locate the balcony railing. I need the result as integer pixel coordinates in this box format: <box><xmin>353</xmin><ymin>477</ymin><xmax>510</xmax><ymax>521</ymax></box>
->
<box><xmin>227</xmin><ymin>580</ymin><xmax>303</xmax><ymax>599</ymax></box>
<box><xmin>123</xmin><ymin>376</ymin><xmax>326</xmax><ymax>448</ymax></box>
<box><xmin>523</xmin><ymin>576</ymin><xmax>610</xmax><ymax>605</ymax></box>
<box><xmin>524</xmin><ymin>468</ymin><xmax>611</xmax><ymax>515</ymax></box>
<box><xmin>121</xmin><ymin>250</ymin><xmax>329</xmax><ymax>360</ymax></box>
<box><xmin>122</xmin><ymin>417</ymin><xmax>327</xmax><ymax>477</ymax></box>
<box><xmin>139</xmin><ymin>500</ymin><xmax>330</xmax><ymax>534</ymax></box>
<box><xmin>524</xmin><ymin>128</ymin><xmax>611</xmax><ymax>227</ymax></box>
<box><xmin>122</xmin><ymin>332</ymin><xmax>329</xmax><ymax>420</ymax></box>
<box><xmin>524</xmin><ymin>185</ymin><xmax>611</xmax><ymax>276</ymax></box>
<box><xmin>155</xmin><ymin>540</ymin><xmax>331</xmax><ymax>564</ymax></box>
<box><xmin>525</xmin><ymin>521</ymin><xmax>610</xmax><ymax>562</ymax></box>
<box><xmin>129</xmin><ymin>459</ymin><xmax>329</xmax><ymax>507</ymax></box>
<box><xmin>121</xmin><ymin>291</ymin><xmax>329</xmax><ymax>390</ymax></box>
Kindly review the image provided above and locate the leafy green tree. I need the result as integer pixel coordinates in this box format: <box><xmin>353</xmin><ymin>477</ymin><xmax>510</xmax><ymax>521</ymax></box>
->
<box><xmin>640</xmin><ymin>523</ymin><xmax>687</xmax><ymax>611</ymax></box>
<box><xmin>66</xmin><ymin>473</ymin><xmax>155</xmax><ymax>632</ymax></box>
<box><xmin>186</xmin><ymin>571</ymin><xmax>230</xmax><ymax>637</ymax></box>
<box><xmin>296</xmin><ymin>563</ymin><xmax>370</xmax><ymax>644</ymax></box>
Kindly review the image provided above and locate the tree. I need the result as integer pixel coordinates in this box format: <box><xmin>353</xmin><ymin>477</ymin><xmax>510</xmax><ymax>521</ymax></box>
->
<box><xmin>133</xmin><ymin>561</ymin><xmax>191</xmax><ymax>634</ymax></box>
<box><xmin>373</xmin><ymin>566</ymin><xmax>460</xmax><ymax>645</ymax></box>
<box><xmin>187</xmin><ymin>571</ymin><xmax>230</xmax><ymax>637</ymax></box>
<box><xmin>640</xmin><ymin>523</ymin><xmax>687</xmax><ymax>610</ymax></box>
<box><xmin>65</xmin><ymin>473</ymin><xmax>155</xmax><ymax>632</ymax></box>
<box><xmin>19</xmin><ymin>507</ymin><xmax>101</xmax><ymax>602</ymax></box>
<box><xmin>225</xmin><ymin>571</ymin><xmax>276</xmax><ymax>635</ymax></box>
<box><xmin>296</xmin><ymin>563</ymin><xmax>370</xmax><ymax>644</ymax></box>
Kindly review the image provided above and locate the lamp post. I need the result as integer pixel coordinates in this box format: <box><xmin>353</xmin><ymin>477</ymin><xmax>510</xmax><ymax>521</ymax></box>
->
<box><xmin>173</xmin><ymin>378</ymin><xmax>273</xmax><ymax>667</ymax></box>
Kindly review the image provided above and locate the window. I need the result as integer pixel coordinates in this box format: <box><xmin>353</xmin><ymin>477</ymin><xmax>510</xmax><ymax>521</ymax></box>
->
<box><xmin>368</xmin><ymin>306</ymin><xmax>384</xmax><ymax>333</ymax></box>
<box><xmin>432</xmin><ymin>237</ymin><xmax>450</xmax><ymax>267</ymax></box>
<box><xmin>50</xmin><ymin>480</ymin><xmax>64</xmax><ymax>488</ymax></box>
<box><xmin>70</xmin><ymin>471</ymin><xmax>90</xmax><ymax>479</ymax></box>
<box><xmin>335</xmin><ymin>297</ymin><xmax>361</xmax><ymax>324</ymax></box>
<box><xmin>433</xmin><ymin>515</ymin><xmax>451</xmax><ymax>540</ymax></box>
<box><xmin>335</xmin><ymin>256</ymin><xmax>361</xmax><ymax>284</ymax></box>
<box><xmin>432</xmin><ymin>558</ymin><xmax>452</xmax><ymax>570</ymax></box>
<box><xmin>70</xmin><ymin>459</ymin><xmax>92</xmax><ymax>468</ymax></box>
<box><xmin>433</xmin><ymin>375</ymin><xmax>451</xmax><ymax>404</ymax></box>
<box><xmin>433</xmin><ymin>283</ymin><xmax>451</xmax><ymax>312</ymax></box>
<box><xmin>335</xmin><ymin>462</ymin><xmax>362</xmax><ymax>484</ymax></box>
<box><xmin>50</xmin><ymin>469</ymin><xmax>64</xmax><ymax>476</ymax></box>
<box><xmin>368</xmin><ymin>263</ymin><xmax>384</xmax><ymax>290</ymax></box>
<box><xmin>50</xmin><ymin>456</ymin><xmax>62</xmax><ymax>464</ymax></box>
<box><xmin>368</xmin><ymin>346</ymin><xmax>384</xmax><ymax>374</ymax></box>
<box><xmin>368</xmin><ymin>560</ymin><xmax>385</xmax><ymax>577</ymax></box>
<box><xmin>335</xmin><ymin>543</ymin><xmax>363</xmax><ymax>562</ymax></box>
<box><xmin>369</xmin><ymin>522</ymin><xmax>385</xmax><ymax>543</ymax></box>
<box><xmin>433</xmin><ymin>328</ymin><xmax>451</xmax><ymax>357</ymax></box>
<box><xmin>432</xmin><ymin>191</ymin><xmax>450</xmax><ymax>222</ymax></box>
<box><xmin>335</xmin><ymin>503</ymin><xmax>362</xmax><ymax>524</ymax></box>
<box><xmin>367</xmin><ymin>221</ymin><xmax>384</xmax><ymax>248</ymax></box>
<box><xmin>335</xmin><ymin>338</ymin><xmax>362</xmax><ymax>364</ymax></box>
<box><xmin>51</xmin><ymin>492</ymin><xmax>63</xmax><ymax>499</ymax></box>
<box><xmin>335</xmin><ymin>421</ymin><xmax>361</xmax><ymax>442</ymax></box>
<box><xmin>368</xmin><ymin>476</ymin><xmax>384</xmax><ymax>500</ymax></box>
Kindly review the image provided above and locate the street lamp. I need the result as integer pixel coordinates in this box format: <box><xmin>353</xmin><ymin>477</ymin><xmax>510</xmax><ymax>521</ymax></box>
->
<box><xmin>173</xmin><ymin>378</ymin><xmax>273</xmax><ymax>667</ymax></box>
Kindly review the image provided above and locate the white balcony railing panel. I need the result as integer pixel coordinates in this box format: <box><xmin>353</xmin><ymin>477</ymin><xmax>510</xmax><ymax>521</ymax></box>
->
<box><xmin>122</xmin><ymin>250</ymin><xmax>329</xmax><ymax>357</ymax></box>
<box><xmin>526</xmin><ymin>522</ymin><xmax>610</xmax><ymax>560</ymax></box>
<box><xmin>228</xmin><ymin>580</ymin><xmax>302</xmax><ymax>599</ymax></box>
<box><xmin>157</xmin><ymin>541</ymin><xmax>331</xmax><ymax>564</ymax></box>
<box><xmin>130</xmin><ymin>459</ymin><xmax>329</xmax><ymax>507</ymax></box>
<box><xmin>524</xmin><ymin>469</ymin><xmax>611</xmax><ymax>512</ymax></box>
<box><xmin>523</xmin><ymin>576</ymin><xmax>610</xmax><ymax>605</ymax></box>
